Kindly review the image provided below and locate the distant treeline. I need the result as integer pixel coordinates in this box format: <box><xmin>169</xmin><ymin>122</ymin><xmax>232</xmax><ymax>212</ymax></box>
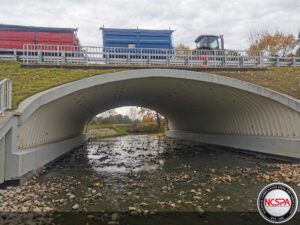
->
<box><xmin>90</xmin><ymin>114</ymin><xmax>140</xmax><ymax>125</ymax></box>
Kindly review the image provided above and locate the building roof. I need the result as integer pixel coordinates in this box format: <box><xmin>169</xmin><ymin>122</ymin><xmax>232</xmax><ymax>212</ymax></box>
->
<box><xmin>0</xmin><ymin>24</ymin><xmax>78</xmax><ymax>33</ymax></box>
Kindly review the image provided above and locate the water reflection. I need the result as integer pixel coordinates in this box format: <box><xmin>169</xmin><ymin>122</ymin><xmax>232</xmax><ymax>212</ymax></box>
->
<box><xmin>87</xmin><ymin>135</ymin><xmax>165</xmax><ymax>173</ymax></box>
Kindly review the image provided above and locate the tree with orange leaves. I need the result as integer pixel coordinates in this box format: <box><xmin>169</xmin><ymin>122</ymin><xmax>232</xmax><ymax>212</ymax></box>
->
<box><xmin>138</xmin><ymin>107</ymin><xmax>163</xmax><ymax>128</ymax></box>
<box><xmin>248</xmin><ymin>30</ymin><xmax>297</xmax><ymax>56</ymax></box>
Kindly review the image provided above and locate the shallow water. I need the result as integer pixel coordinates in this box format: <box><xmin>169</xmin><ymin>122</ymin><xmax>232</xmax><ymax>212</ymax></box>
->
<box><xmin>35</xmin><ymin>134</ymin><xmax>300</xmax><ymax>224</ymax></box>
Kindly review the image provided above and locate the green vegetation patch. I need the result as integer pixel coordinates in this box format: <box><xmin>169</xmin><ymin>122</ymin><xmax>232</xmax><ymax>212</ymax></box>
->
<box><xmin>0</xmin><ymin>60</ymin><xmax>124</xmax><ymax>108</ymax></box>
<box><xmin>87</xmin><ymin>123</ymin><xmax>164</xmax><ymax>139</ymax></box>
<box><xmin>88</xmin><ymin>124</ymin><xmax>129</xmax><ymax>138</ymax></box>
<box><xmin>1</xmin><ymin>60</ymin><xmax>299</xmax><ymax>110</ymax></box>
<box><xmin>213</xmin><ymin>67</ymin><xmax>300</xmax><ymax>100</ymax></box>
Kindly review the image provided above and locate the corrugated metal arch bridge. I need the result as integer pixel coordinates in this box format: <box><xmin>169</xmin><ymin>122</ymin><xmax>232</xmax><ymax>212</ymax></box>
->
<box><xmin>0</xmin><ymin>69</ymin><xmax>299</xmax><ymax>184</ymax></box>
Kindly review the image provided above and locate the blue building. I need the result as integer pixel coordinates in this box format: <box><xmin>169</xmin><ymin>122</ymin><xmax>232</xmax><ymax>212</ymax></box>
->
<box><xmin>100</xmin><ymin>27</ymin><xmax>174</xmax><ymax>49</ymax></box>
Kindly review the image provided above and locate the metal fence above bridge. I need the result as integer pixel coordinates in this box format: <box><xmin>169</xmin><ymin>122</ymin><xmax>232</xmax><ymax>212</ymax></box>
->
<box><xmin>22</xmin><ymin>44</ymin><xmax>300</xmax><ymax>67</ymax></box>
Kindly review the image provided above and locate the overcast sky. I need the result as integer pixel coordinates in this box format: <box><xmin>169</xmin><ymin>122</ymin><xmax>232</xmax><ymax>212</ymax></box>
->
<box><xmin>0</xmin><ymin>0</ymin><xmax>299</xmax><ymax>50</ymax></box>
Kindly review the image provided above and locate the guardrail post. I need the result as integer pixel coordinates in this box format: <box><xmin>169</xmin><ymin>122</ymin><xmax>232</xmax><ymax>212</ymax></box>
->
<box><xmin>105</xmin><ymin>49</ymin><xmax>109</xmax><ymax>64</ymax></box>
<box><xmin>13</xmin><ymin>49</ymin><xmax>17</xmax><ymax>61</ymax></box>
<box><xmin>0</xmin><ymin>83</ymin><xmax>4</xmax><ymax>116</ymax></box>
<box><xmin>224</xmin><ymin>54</ymin><xmax>227</xmax><ymax>67</ymax></box>
<box><xmin>259</xmin><ymin>51</ymin><xmax>263</xmax><ymax>67</ymax></box>
<box><xmin>166</xmin><ymin>51</ymin><xmax>170</xmax><ymax>67</ymax></box>
<box><xmin>114</xmin><ymin>48</ymin><xmax>116</xmax><ymax>66</ymax></box>
<box><xmin>26</xmin><ymin>45</ymin><xmax>29</xmax><ymax>64</ymax></box>
<box><xmin>130</xmin><ymin>52</ymin><xmax>132</xmax><ymax>65</ymax></box>
<box><xmin>22</xmin><ymin>45</ymin><xmax>25</xmax><ymax>64</ymax></box>
<box><xmin>8</xmin><ymin>81</ymin><xmax>12</xmax><ymax>110</ymax></box>
<box><xmin>292</xmin><ymin>57</ymin><xmax>296</xmax><ymax>67</ymax></box>
<box><xmin>38</xmin><ymin>50</ymin><xmax>42</xmax><ymax>63</ymax></box>
<box><xmin>276</xmin><ymin>57</ymin><xmax>280</xmax><ymax>67</ymax></box>
<box><xmin>22</xmin><ymin>46</ymin><xmax>25</xmax><ymax>63</ymax></box>
<box><xmin>61</xmin><ymin>51</ymin><xmax>66</xmax><ymax>64</ymax></box>
<box><xmin>214</xmin><ymin>51</ymin><xmax>216</xmax><ymax>67</ymax></box>
<box><xmin>240</xmin><ymin>56</ymin><xmax>244</xmax><ymax>67</ymax></box>
<box><xmin>56</xmin><ymin>46</ymin><xmax>60</xmax><ymax>65</ymax></box>
<box><xmin>84</xmin><ymin>51</ymin><xmax>88</xmax><ymax>65</ymax></box>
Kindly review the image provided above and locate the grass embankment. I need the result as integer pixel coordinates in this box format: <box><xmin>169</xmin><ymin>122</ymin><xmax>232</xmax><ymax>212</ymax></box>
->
<box><xmin>87</xmin><ymin>123</ymin><xmax>164</xmax><ymax>139</ymax></box>
<box><xmin>88</xmin><ymin>124</ymin><xmax>129</xmax><ymax>138</ymax></box>
<box><xmin>0</xmin><ymin>60</ymin><xmax>299</xmax><ymax>110</ymax></box>
<box><xmin>0</xmin><ymin>60</ymin><xmax>124</xmax><ymax>108</ymax></box>
<box><xmin>213</xmin><ymin>67</ymin><xmax>300</xmax><ymax>100</ymax></box>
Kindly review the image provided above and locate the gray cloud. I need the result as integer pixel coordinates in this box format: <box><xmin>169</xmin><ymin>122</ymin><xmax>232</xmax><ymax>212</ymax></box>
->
<box><xmin>0</xmin><ymin>0</ymin><xmax>299</xmax><ymax>49</ymax></box>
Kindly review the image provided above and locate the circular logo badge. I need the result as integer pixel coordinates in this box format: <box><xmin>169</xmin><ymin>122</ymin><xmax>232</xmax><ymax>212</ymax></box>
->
<box><xmin>257</xmin><ymin>183</ymin><xmax>298</xmax><ymax>224</ymax></box>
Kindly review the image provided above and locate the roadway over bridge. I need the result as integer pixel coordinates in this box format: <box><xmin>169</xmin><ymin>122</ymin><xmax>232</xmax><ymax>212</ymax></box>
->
<box><xmin>0</xmin><ymin>69</ymin><xmax>299</xmax><ymax>185</ymax></box>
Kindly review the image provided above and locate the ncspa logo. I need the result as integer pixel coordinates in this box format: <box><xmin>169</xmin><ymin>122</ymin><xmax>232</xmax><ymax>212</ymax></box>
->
<box><xmin>257</xmin><ymin>183</ymin><xmax>298</xmax><ymax>224</ymax></box>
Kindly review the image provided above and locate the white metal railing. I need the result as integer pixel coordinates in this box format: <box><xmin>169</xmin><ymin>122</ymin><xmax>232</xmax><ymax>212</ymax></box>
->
<box><xmin>21</xmin><ymin>44</ymin><xmax>300</xmax><ymax>67</ymax></box>
<box><xmin>0</xmin><ymin>49</ymin><xmax>19</xmax><ymax>60</ymax></box>
<box><xmin>0</xmin><ymin>79</ymin><xmax>12</xmax><ymax>116</ymax></box>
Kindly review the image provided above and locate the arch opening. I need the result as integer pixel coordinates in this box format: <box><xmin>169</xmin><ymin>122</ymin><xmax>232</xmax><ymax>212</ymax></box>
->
<box><xmin>86</xmin><ymin>106</ymin><xmax>167</xmax><ymax>138</ymax></box>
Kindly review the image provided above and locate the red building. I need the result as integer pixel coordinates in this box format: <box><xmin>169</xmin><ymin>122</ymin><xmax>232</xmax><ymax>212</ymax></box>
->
<box><xmin>0</xmin><ymin>24</ymin><xmax>79</xmax><ymax>50</ymax></box>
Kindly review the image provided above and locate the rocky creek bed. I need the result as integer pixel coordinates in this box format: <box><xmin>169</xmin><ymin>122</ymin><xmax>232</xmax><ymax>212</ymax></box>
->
<box><xmin>0</xmin><ymin>135</ymin><xmax>300</xmax><ymax>225</ymax></box>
